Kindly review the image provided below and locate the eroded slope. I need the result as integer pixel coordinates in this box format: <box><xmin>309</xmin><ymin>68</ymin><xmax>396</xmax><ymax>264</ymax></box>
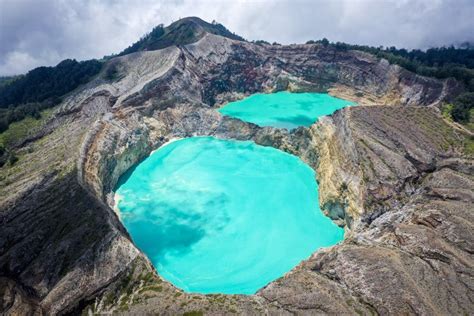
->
<box><xmin>0</xmin><ymin>32</ymin><xmax>472</xmax><ymax>315</ymax></box>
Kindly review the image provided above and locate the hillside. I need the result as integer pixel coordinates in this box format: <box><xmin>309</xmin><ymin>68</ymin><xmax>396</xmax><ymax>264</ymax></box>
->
<box><xmin>118</xmin><ymin>16</ymin><xmax>245</xmax><ymax>56</ymax></box>
<box><xmin>1</xmin><ymin>17</ymin><xmax>473</xmax><ymax>137</ymax></box>
<box><xmin>0</xmin><ymin>17</ymin><xmax>472</xmax><ymax>315</ymax></box>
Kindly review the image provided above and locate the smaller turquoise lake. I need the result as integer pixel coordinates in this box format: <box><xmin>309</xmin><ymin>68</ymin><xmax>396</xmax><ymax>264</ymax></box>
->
<box><xmin>116</xmin><ymin>137</ymin><xmax>344</xmax><ymax>294</ymax></box>
<box><xmin>219</xmin><ymin>91</ymin><xmax>355</xmax><ymax>129</ymax></box>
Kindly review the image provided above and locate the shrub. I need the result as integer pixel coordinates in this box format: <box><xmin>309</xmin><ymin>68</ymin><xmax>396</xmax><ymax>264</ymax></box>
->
<box><xmin>452</xmin><ymin>92</ymin><xmax>474</xmax><ymax>123</ymax></box>
<box><xmin>9</xmin><ymin>153</ymin><xmax>18</xmax><ymax>165</ymax></box>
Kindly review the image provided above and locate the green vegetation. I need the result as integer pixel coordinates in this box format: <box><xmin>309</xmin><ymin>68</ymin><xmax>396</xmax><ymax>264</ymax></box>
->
<box><xmin>450</xmin><ymin>92</ymin><xmax>474</xmax><ymax>123</ymax></box>
<box><xmin>7</xmin><ymin>152</ymin><xmax>18</xmax><ymax>165</ymax></box>
<box><xmin>442</xmin><ymin>92</ymin><xmax>474</xmax><ymax>156</ymax></box>
<box><xmin>0</xmin><ymin>108</ymin><xmax>54</xmax><ymax>167</ymax></box>
<box><xmin>307</xmin><ymin>39</ymin><xmax>474</xmax><ymax>92</ymax></box>
<box><xmin>464</xmin><ymin>136</ymin><xmax>474</xmax><ymax>155</ymax></box>
<box><xmin>0</xmin><ymin>59</ymin><xmax>102</xmax><ymax>106</ymax></box>
<box><xmin>182</xmin><ymin>311</ymin><xmax>204</xmax><ymax>316</ymax></box>
<box><xmin>104</xmin><ymin>62</ymin><xmax>123</xmax><ymax>81</ymax></box>
<box><xmin>442</xmin><ymin>103</ymin><xmax>454</xmax><ymax>120</ymax></box>
<box><xmin>252</xmin><ymin>40</ymin><xmax>270</xmax><ymax>46</ymax></box>
<box><xmin>0</xmin><ymin>108</ymin><xmax>53</xmax><ymax>147</ymax></box>
<box><xmin>118</xmin><ymin>17</ymin><xmax>244</xmax><ymax>56</ymax></box>
<box><xmin>0</xmin><ymin>98</ymin><xmax>60</xmax><ymax>133</ymax></box>
<box><xmin>441</xmin><ymin>92</ymin><xmax>474</xmax><ymax>133</ymax></box>
<box><xmin>144</xmin><ymin>285</ymin><xmax>163</xmax><ymax>292</ymax></box>
<box><xmin>0</xmin><ymin>76</ymin><xmax>21</xmax><ymax>88</ymax></box>
<box><xmin>119</xmin><ymin>24</ymin><xmax>166</xmax><ymax>56</ymax></box>
<box><xmin>0</xmin><ymin>59</ymin><xmax>102</xmax><ymax>132</ymax></box>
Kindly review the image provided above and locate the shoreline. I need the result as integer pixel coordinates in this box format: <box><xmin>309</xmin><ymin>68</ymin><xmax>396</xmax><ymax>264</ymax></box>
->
<box><xmin>113</xmin><ymin>137</ymin><xmax>182</xmax><ymax>219</ymax></box>
<box><xmin>150</xmin><ymin>137</ymin><xmax>181</xmax><ymax>155</ymax></box>
<box><xmin>113</xmin><ymin>193</ymin><xmax>122</xmax><ymax>220</ymax></box>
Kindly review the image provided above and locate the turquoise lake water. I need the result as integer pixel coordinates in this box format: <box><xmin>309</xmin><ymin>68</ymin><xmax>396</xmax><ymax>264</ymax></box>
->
<box><xmin>116</xmin><ymin>137</ymin><xmax>344</xmax><ymax>294</ymax></box>
<box><xmin>219</xmin><ymin>91</ymin><xmax>355</xmax><ymax>129</ymax></box>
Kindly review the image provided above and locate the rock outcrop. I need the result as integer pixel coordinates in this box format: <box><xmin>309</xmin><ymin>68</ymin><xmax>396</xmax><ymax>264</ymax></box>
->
<box><xmin>1</xmin><ymin>21</ymin><xmax>472</xmax><ymax>315</ymax></box>
<box><xmin>274</xmin><ymin>106</ymin><xmax>473</xmax><ymax>315</ymax></box>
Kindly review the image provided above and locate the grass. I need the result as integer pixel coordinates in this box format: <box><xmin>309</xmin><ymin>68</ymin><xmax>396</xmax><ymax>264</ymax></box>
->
<box><xmin>143</xmin><ymin>285</ymin><xmax>163</xmax><ymax>292</ymax></box>
<box><xmin>440</xmin><ymin>104</ymin><xmax>474</xmax><ymax>156</ymax></box>
<box><xmin>466</xmin><ymin>108</ymin><xmax>474</xmax><ymax>132</ymax></box>
<box><xmin>441</xmin><ymin>103</ymin><xmax>454</xmax><ymax>120</ymax></box>
<box><xmin>183</xmin><ymin>311</ymin><xmax>204</xmax><ymax>316</ymax></box>
<box><xmin>442</xmin><ymin>103</ymin><xmax>474</xmax><ymax>133</ymax></box>
<box><xmin>0</xmin><ymin>108</ymin><xmax>54</xmax><ymax>147</ymax></box>
<box><xmin>463</xmin><ymin>135</ymin><xmax>474</xmax><ymax>156</ymax></box>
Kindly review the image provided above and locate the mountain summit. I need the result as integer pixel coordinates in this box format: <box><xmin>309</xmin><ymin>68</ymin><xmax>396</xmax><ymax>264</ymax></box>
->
<box><xmin>1</xmin><ymin>13</ymin><xmax>473</xmax><ymax>316</ymax></box>
<box><xmin>119</xmin><ymin>17</ymin><xmax>244</xmax><ymax>56</ymax></box>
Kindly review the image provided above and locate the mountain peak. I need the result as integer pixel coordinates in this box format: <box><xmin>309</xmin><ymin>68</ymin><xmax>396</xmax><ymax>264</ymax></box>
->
<box><xmin>118</xmin><ymin>17</ymin><xmax>244</xmax><ymax>56</ymax></box>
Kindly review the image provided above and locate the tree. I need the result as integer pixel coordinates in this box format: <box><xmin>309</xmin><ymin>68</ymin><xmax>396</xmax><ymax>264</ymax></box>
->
<box><xmin>0</xmin><ymin>118</ymin><xmax>8</xmax><ymax>133</ymax></box>
<box><xmin>0</xmin><ymin>59</ymin><xmax>102</xmax><ymax>130</ymax></box>
<box><xmin>452</xmin><ymin>92</ymin><xmax>474</xmax><ymax>123</ymax></box>
<box><xmin>9</xmin><ymin>153</ymin><xmax>18</xmax><ymax>165</ymax></box>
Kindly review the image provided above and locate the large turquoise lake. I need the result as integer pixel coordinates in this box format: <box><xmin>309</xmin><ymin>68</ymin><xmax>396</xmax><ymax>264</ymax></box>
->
<box><xmin>116</xmin><ymin>137</ymin><xmax>344</xmax><ymax>294</ymax></box>
<box><xmin>219</xmin><ymin>91</ymin><xmax>355</xmax><ymax>129</ymax></box>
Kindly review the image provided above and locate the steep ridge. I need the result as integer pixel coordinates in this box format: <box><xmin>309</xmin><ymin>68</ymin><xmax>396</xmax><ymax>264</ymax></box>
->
<box><xmin>283</xmin><ymin>106</ymin><xmax>473</xmax><ymax>314</ymax></box>
<box><xmin>118</xmin><ymin>16</ymin><xmax>244</xmax><ymax>56</ymax></box>
<box><xmin>0</xmin><ymin>19</ymin><xmax>472</xmax><ymax>315</ymax></box>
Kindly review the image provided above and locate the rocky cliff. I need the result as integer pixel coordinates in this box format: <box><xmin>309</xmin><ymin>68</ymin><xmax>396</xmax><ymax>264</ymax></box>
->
<box><xmin>0</xmin><ymin>20</ymin><xmax>472</xmax><ymax>315</ymax></box>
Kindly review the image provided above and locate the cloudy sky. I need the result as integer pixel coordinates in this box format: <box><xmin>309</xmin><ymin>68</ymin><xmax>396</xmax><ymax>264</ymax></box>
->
<box><xmin>1</xmin><ymin>0</ymin><xmax>473</xmax><ymax>76</ymax></box>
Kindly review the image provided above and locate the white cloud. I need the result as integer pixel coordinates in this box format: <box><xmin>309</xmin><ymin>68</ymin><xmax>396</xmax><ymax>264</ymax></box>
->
<box><xmin>0</xmin><ymin>0</ymin><xmax>473</xmax><ymax>76</ymax></box>
<box><xmin>0</xmin><ymin>51</ymin><xmax>41</xmax><ymax>75</ymax></box>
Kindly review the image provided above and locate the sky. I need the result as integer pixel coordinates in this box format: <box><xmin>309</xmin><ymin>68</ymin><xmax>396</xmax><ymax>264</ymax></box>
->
<box><xmin>1</xmin><ymin>0</ymin><xmax>473</xmax><ymax>76</ymax></box>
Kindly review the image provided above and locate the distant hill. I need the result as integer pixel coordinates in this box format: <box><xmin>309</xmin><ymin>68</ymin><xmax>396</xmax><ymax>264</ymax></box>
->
<box><xmin>118</xmin><ymin>17</ymin><xmax>245</xmax><ymax>56</ymax></box>
<box><xmin>0</xmin><ymin>76</ymin><xmax>21</xmax><ymax>89</ymax></box>
<box><xmin>1</xmin><ymin>17</ymin><xmax>473</xmax><ymax>134</ymax></box>
<box><xmin>307</xmin><ymin>39</ymin><xmax>474</xmax><ymax>92</ymax></box>
<box><xmin>0</xmin><ymin>59</ymin><xmax>102</xmax><ymax>132</ymax></box>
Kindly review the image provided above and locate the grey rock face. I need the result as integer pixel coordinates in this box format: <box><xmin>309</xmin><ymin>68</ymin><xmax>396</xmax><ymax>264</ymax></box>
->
<box><xmin>0</xmin><ymin>33</ymin><xmax>472</xmax><ymax>315</ymax></box>
<box><xmin>291</xmin><ymin>106</ymin><xmax>473</xmax><ymax>315</ymax></box>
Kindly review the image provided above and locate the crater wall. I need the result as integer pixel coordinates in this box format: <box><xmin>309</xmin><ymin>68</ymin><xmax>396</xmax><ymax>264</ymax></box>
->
<box><xmin>0</xmin><ymin>33</ymin><xmax>471</xmax><ymax>315</ymax></box>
